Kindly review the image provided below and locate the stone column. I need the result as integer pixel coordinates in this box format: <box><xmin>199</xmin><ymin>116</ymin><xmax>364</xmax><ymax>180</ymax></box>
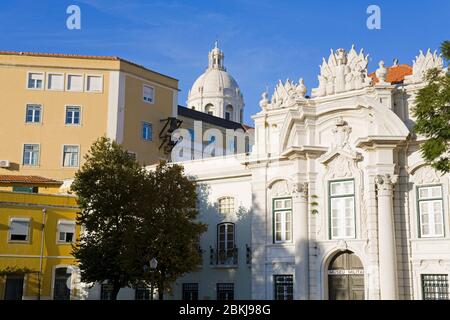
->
<box><xmin>375</xmin><ymin>173</ymin><xmax>398</xmax><ymax>300</ymax></box>
<box><xmin>293</xmin><ymin>182</ymin><xmax>309</xmax><ymax>300</ymax></box>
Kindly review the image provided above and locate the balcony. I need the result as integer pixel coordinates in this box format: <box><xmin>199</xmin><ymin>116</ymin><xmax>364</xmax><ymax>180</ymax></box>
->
<box><xmin>210</xmin><ymin>247</ymin><xmax>238</xmax><ymax>267</ymax></box>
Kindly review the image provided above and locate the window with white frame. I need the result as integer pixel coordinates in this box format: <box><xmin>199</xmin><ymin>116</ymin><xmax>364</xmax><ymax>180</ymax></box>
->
<box><xmin>9</xmin><ymin>218</ymin><xmax>30</xmax><ymax>241</ymax></box>
<box><xmin>218</xmin><ymin>197</ymin><xmax>235</xmax><ymax>215</ymax></box>
<box><xmin>141</xmin><ymin>122</ymin><xmax>153</xmax><ymax>141</ymax></box>
<box><xmin>273</xmin><ymin>198</ymin><xmax>292</xmax><ymax>243</ymax></box>
<box><xmin>23</xmin><ymin>144</ymin><xmax>40</xmax><ymax>166</ymax></box>
<box><xmin>25</xmin><ymin>104</ymin><xmax>42</xmax><ymax>123</ymax></box>
<box><xmin>143</xmin><ymin>85</ymin><xmax>154</xmax><ymax>103</ymax></box>
<box><xmin>217</xmin><ymin>223</ymin><xmax>235</xmax><ymax>252</ymax></box>
<box><xmin>67</xmin><ymin>74</ymin><xmax>84</xmax><ymax>91</ymax></box>
<box><xmin>329</xmin><ymin>180</ymin><xmax>355</xmax><ymax>239</ymax></box>
<box><xmin>422</xmin><ymin>274</ymin><xmax>449</xmax><ymax>300</ymax></box>
<box><xmin>418</xmin><ymin>185</ymin><xmax>445</xmax><ymax>238</ymax></box>
<box><xmin>27</xmin><ymin>72</ymin><xmax>44</xmax><ymax>89</ymax></box>
<box><xmin>86</xmin><ymin>75</ymin><xmax>103</xmax><ymax>92</ymax></box>
<box><xmin>65</xmin><ymin>106</ymin><xmax>81</xmax><ymax>125</ymax></box>
<box><xmin>57</xmin><ymin>220</ymin><xmax>76</xmax><ymax>243</ymax></box>
<box><xmin>63</xmin><ymin>145</ymin><xmax>79</xmax><ymax>167</ymax></box>
<box><xmin>47</xmin><ymin>73</ymin><xmax>64</xmax><ymax>90</ymax></box>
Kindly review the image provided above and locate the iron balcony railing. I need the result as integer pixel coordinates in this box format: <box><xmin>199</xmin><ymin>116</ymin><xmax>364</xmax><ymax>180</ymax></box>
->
<box><xmin>210</xmin><ymin>246</ymin><xmax>238</xmax><ymax>266</ymax></box>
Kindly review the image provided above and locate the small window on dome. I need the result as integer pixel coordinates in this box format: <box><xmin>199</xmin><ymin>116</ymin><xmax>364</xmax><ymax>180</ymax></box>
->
<box><xmin>205</xmin><ymin>104</ymin><xmax>214</xmax><ymax>116</ymax></box>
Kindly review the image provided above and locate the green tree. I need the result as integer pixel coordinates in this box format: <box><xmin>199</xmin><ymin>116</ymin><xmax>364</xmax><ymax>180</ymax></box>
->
<box><xmin>71</xmin><ymin>137</ymin><xmax>145</xmax><ymax>300</ymax></box>
<box><xmin>126</xmin><ymin>162</ymin><xmax>207</xmax><ymax>300</ymax></box>
<box><xmin>413</xmin><ymin>40</ymin><xmax>450</xmax><ymax>173</ymax></box>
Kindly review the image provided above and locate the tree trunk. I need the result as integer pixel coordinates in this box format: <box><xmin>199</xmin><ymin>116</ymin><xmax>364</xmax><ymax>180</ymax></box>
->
<box><xmin>111</xmin><ymin>283</ymin><xmax>121</xmax><ymax>301</ymax></box>
<box><xmin>158</xmin><ymin>283</ymin><xmax>164</xmax><ymax>300</ymax></box>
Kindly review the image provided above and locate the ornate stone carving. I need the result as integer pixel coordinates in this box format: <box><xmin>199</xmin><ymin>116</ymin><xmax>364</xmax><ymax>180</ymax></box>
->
<box><xmin>312</xmin><ymin>45</ymin><xmax>372</xmax><ymax>97</ymax></box>
<box><xmin>259</xmin><ymin>91</ymin><xmax>269</xmax><ymax>110</ymax></box>
<box><xmin>405</xmin><ymin>49</ymin><xmax>445</xmax><ymax>84</ymax></box>
<box><xmin>411</xmin><ymin>165</ymin><xmax>441</xmax><ymax>184</ymax></box>
<box><xmin>332</xmin><ymin>117</ymin><xmax>352</xmax><ymax>150</ymax></box>
<box><xmin>375</xmin><ymin>60</ymin><xmax>388</xmax><ymax>84</ymax></box>
<box><xmin>337</xmin><ymin>240</ymin><xmax>348</xmax><ymax>252</ymax></box>
<box><xmin>374</xmin><ymin>174</ymin><xmax>398</xmax><ymax>191</ymax></box>
<box><xmin>292</xmin><ymin>182</ymin><xmax>308</xmax><ymax>198</ymax></box>
<box><xmin>260</xmin><ymin>78</ymin><xmax>308</xmax><ymax>110</ymax></box>
<box><xmin>269</xmin><ymin>180</ymin><xmax>292</xmax><ymax>197</ymax></box>
<box><xmin>320</xmin><ymin>117</ymin><xmax>362</xmax><ymax>178</ymax></box>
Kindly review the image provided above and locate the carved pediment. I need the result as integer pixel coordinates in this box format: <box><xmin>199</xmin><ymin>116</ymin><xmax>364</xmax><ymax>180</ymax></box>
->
<box><xmin>268</xmin><ymin>179</ymin><xmax>292</xmax><ymax>197</ymax></box>
<box><xmin>410</xmin><ymin>164</ymin><xmax>441</xmax><ymax>184</ymax></box>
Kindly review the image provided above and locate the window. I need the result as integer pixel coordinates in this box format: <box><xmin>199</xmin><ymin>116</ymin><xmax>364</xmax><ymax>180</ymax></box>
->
<box><xmin>23</xmin><ymin>144</ymin><xmax>39</xmax><ymax>166</ymax></box>
<box><xmin>274</xmin><ymin>275</ymin><xmax>293</xmax><ymax>300</ymax></box>
<box><xmin>418</xmin><ymin>185</ymin><xmax>445</xmax><ymax>238</ymax></box>
<box><xmin>57</xmin><ymin>220</ymin><xmax>75</xmax><ymax>243</ymax></box>
<box><xmin>135</xmin><ymin>284</ymin><xmax>151</xmax><ymax>300</ymax></box>
<box><xmin>63</xmin><ymin>145</ymin><xmax>79</xmax><ymax>168</ymax></box>
<box><xmin>225</xmin><ymin>105</ymin><xmax>233</xmax><ymax>121</ymax></box>
<box><xmin>273</xmin><ymin>198</ymin><xmax>292</xmax><ymax>243</ymax></box>
<box><xmin>53</xmin><ymin>268</ymin><xmax>71</xmax><ymax>300</ymax></box>
<box><xmin>67</xmin><ymin>74</ymin><xmax>84</xmax><ymax>91</ymax></box>
<box><xmin>86</xmin><ymin>75</ymin><xmax>103</xmax><ymax>92</ymax></box>
<box><xmin>65</xmin><ymin>106</ymin><xmax>81</xmax><ymax>125</ymax></box>
<box><xmin>100</xmin><ymin>284</ymin><xmax>114</xmax><ymax>300</ymax></box>
<box><xmin>12</xmin><ymin>186</ymin><xmax>38</xmax><ymax>194</ymax></box>
<box><xmin>218</xmin><ymin>223</ymin><xmax>235</xmax><ymax>253</ymax></box>
<box><xmin>25</xmin><ymin>105</ymin><xmax>41</xmax><ymax>123</ymax></box>
<box><xmin>27</xmin><ymin>72</ymin><xmax>44</xmax><ymax>89</ymax></box>
<box><xmin>142</xmin><ymin>122</ymin><xmax>153</xmax><ymax>141</ymax></box>
<box><xmin>143</xmin><ymin>85</ymin><xmax>154</xmax><ymax>103</ymax></box>
<box><xmin>9</xmin><ymin>218</ymin><xmax>30</xmax><ymax>241</ymax></box>
<box><xmin>218</xmin><ymin>197</ymin><xmax>235</xmax><ymax>215</ymax></box>
<box><xmin>205</xmin><ymin>104</ymin><xmax>214</xmax><ymax>116</ymax></box>
<box><xmin>182</xmin><ymin>283</ymin><xmax>199</xmax><ymax>301</ymax></box>
<box><xmin>217</xmin><ymin>283</ymin><xmax>234</xmax><ymax>300</ymax></box>
<box><xmin>329</xmin><ymin>180</ymin><xmax>355</xmax><ymax>239</ymax></box>
<box><xmin>422</xmin><ymin>274</ymin><xmax>449</xmax><ymax>300</ymax></box>
<box><xmin>47</xmin><ymin>73</ymin><xmax>64</xmax><ymax>90</ymax></box>
<box><xmin>240</xmin><ymin>109</ymin><xmax>244</xmax><ymax>124</ymax></box>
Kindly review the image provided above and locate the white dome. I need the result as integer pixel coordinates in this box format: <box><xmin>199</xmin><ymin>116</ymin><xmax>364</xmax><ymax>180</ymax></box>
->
<box><xmin>187</xmin><ymin>43</ymin><xmax>244</xmax><ymax>123</ymax></box>
<box><xmin>189</xmin><ymin>68</ymin><xmax>241</xmax><ymax>99</ymax></box>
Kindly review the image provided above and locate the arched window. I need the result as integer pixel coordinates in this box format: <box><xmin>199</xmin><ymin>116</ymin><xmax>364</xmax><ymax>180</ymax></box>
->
<box><xmin>225</xmin><ymin>105</ymin><xmax>233</xmax><ymax>121</ymax></box>
<box><xmin>191</xmin><ymin>106</ymin><xmax>196</xmax><ymax>110</ymax></box>
<box><xmin>218</xmin><ymin>196</ymin><xmax>235</xmax><ymax>215</ymax></box>
<box><xmin>205</xmin><ymin>104</ymin><xmax>214</xmax><ymax>116</ymax></box>
<box><xmin>217</xmin><ymin>223</ymin><xmax>235</xmax><ymax>251</ymax></box>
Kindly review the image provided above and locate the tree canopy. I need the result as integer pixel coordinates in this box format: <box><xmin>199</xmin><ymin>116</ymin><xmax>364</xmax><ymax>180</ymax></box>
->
<box><xmin>71</xmin><ymin>137</ymin><xmax>206</xmax><ymax>300</ymax></box>
<box><xmin>413</xmin><ymin>40</ymin><xmax>450</xmax><ymax>173</ymax></box>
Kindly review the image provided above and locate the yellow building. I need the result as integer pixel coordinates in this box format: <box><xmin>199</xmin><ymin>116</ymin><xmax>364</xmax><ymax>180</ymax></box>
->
<box><xmin>0</xmin><ymin>175</ymin><xmax>81</xmax><ymax>300</ymax></box>
<box><xmin>0</xmin><ymin>51</ymin><xmax>179</xmax><ymax>181</ymax></box>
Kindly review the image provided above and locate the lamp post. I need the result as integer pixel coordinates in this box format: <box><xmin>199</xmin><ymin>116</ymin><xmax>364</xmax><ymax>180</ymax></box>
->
<box><xmin>149</xmin><ymin>258</ymin><xmax>157</xmax><ymax>300</ymax></box>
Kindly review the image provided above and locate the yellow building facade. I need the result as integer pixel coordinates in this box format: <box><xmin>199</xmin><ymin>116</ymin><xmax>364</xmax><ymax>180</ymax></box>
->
<box><xmin>0</xmin><ymin>177</ymin><xmax>81</xmax><ymax>300</ymax></box>
<box><xmin>0</xmin><ymin>52</ymin><xmax>179</xmax><ymax>181</ymax></box>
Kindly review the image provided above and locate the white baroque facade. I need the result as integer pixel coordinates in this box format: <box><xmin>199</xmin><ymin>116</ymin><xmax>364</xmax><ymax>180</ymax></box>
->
<box><xmin>170</xmin><ymin>46</ymin><xmax>449</xmax><ymax>300</ymax></box>
<box><xmin>187</xmin><ymin>43</ymin><xmax>245</xmax><ymax>123</ymax></box>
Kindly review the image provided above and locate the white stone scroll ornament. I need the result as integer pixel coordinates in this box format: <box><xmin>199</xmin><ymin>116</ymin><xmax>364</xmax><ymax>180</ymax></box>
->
<box><xmin>312</xmin><ymin>45</ymin><xmax>372</xmax><ymax>97</ymax></box>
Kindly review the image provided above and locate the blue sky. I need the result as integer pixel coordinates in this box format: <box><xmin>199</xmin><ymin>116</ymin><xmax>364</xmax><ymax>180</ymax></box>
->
<box><xmin>1</xmin><ymin>0</ymin><xmax>449</xmax><ymax>125</ymax></box>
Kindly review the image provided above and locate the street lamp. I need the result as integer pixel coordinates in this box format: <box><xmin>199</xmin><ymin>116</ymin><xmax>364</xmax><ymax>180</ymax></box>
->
<box><xmin>145</xmin><ymin>257</ymin><xmax>157</xmax><ymax>300</ymax></box>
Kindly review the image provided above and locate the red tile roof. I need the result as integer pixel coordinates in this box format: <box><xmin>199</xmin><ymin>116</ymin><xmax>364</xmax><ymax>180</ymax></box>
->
<box><xmin>0</xmin><ymin>175</ymin><xmax>62</xmax><ymax>185</ymax></box>
<box><xmin>369</xmin><ymin>64</ymin><xmax>412</xmax><ymax>85</ymax></box>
